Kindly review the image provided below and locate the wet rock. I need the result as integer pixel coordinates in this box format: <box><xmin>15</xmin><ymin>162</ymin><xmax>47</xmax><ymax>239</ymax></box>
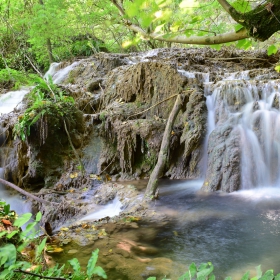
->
<box><xmin>202</xmin><ymin>118</ymin><xmax>241</xmax><ymax>192</ymax></box>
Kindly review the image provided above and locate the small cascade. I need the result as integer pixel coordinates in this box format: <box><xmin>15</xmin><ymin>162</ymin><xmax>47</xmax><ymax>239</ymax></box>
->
<box><xmin>80</xmin><ymin>197</ymin><xmax>122</xmax><ymax>221</ymax></box>
<box><xmin>0</xmin><ymin>87</ymin><xmax>30</xmax><ymax>115</ymax></box>
<box><xmin>0</xmin><ymin>125</ymin><xmax>31</xmax><ymax>214</ymax></box>
<box><xmin>205</xmin><ymin>72</ymin><xmax>280</xmax><ymax>190</ymax></box>
<box><xmin>44</xmin><ymin>61</ymin><xmax>80</xmax><ymax>84</ymax></box>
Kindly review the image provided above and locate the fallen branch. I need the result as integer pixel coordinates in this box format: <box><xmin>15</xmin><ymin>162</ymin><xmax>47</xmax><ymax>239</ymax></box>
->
<box><xmin>0</xmin><ymin>178</ymin><xmax>58</xmax><ymax>205</ymax></box>
<box><xmin>145</xmin><ymin>94</ymin><xmax>183</xmax><ymax>199</ymax></box>
<box><xmin>99</xmin><ymin>154</ymin><xmax>117</xmax><ymax>175</ymax></box>
<box><xmin>14</xmin><ymin>269</ymin><xmax>66</xmax><ymax>280</ymax></box>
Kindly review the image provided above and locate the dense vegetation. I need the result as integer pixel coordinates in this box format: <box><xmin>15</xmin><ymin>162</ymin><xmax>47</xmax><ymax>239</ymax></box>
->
<box><xmin>0</xmin><ymin>0</ymin><xmax>279</xmax><ymax>74</ymax></box>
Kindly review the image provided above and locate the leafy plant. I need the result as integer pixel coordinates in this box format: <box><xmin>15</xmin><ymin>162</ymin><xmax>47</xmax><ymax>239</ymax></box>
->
<box><xmin>0</xmin><ymin>68</ymin><xmax>39</xmax><ymax>89</ymax></box>
<box><xmin>13</xmin><ymin>77</ymin><xmax>74</xmax><ymax>141</ymax></box>
<box><xmin>0</xmin><ymin>202</ymin><xmax>107</xmax><ymax>280</ymax></box>
<box><xmin>147</xmin><ymin>263</ymin><xmax>280</xmax><ymax>280</ymax></box>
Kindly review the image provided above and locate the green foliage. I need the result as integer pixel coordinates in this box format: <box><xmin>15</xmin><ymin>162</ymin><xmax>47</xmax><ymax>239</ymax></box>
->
<box><xmin>0</xmin><ymin>68</ymin><xmax>39</xmax><ymax>89</ymax></box>
<box><xmin>13</xmin><ymin>78</ymin><xmax>75</xmax><ymax>141</ymax></box>
<box><xmin>147</xmin><ymin>263</ymin><xmax>280</xmax><ymax>280</ymax></box>
<box><xmin>267</xmin><ymin>45</ymin><xmax>278</xmax><ymax>56</ymax></box>
<box><xmin>86</xmin><ymin>249</ymin><xmax>107</xmax><ymax>279</ymax></box>
<box><xmin>0</xmin><ymin>202</ymin><xmax>107</xmax><ymax>280</ymax></box>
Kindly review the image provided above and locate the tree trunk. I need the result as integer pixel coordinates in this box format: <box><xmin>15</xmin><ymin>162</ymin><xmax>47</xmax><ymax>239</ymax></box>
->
<box><xmin>145</xmin><ymin>94</ymin><xmax>183</xmax><ymax>199</ymax></box>
<box><xmin>218</xmin><ymin>0</ymin><xmax>280</xmax><ymax>41</ymax></box>
<box><xmin>46</xmin><ymin>38</ymin><xmax>54</xmax><ymax>63</ymax></box>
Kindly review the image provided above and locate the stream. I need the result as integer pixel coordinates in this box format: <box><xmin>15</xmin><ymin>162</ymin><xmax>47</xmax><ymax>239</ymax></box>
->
<box><xmin>1</xmin><ymin>51</ymin><xmax>280</xmax><ymax>279</ymax></box>
<box><xmin>48</xmin><ymin>179</ymin><xmax>280</xmax><ymax>279</ymax></box>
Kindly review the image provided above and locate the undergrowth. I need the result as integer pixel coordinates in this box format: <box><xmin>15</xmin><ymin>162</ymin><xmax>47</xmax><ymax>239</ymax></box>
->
<box><xmin>13</xmin><ymin>77</ymin><xmax>75</xmax><ymax>141</ymax></box>
<box><xmin>0</xmin><ymin>68</ymin><xmax>39</xmax><ymax>90</ymax></box>
<box><xmin>0</xmin><ymin>201</ymin><xmax>107</xmax><ymax>280</ymax></box>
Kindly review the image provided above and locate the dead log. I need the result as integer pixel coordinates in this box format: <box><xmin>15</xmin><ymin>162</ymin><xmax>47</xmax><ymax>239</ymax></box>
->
<box><xmin>0</xmin><ymin>178</ymin><xmax>59</xmax><ymax>205</ymax></box>
<box><xmin>145</xmin><ymin>94</ymin><xmax>183</xmax><ymax>199</ymax></box>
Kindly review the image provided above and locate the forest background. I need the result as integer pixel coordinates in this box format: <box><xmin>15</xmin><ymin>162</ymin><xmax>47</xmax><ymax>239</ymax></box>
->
<box><xmin>1</xmin><ymin>0</ymin><xmax>280</xmax><ymax>77</ymax></box>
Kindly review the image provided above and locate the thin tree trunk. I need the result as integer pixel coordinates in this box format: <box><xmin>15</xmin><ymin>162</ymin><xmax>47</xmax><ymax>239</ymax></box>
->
<box><xmin>46</xmin><ymin>38</ymin><xmax>54</xmax><ymax>63</ymax></box>
<box><xmin>0</xmin><ymin>178</ymin><xmax>59</xmax><ymax>205</ymax></box>
<box><xmin>145</xmin><ymin>94</ymin><xmax>183</xmax><ymax>199</ymax></box>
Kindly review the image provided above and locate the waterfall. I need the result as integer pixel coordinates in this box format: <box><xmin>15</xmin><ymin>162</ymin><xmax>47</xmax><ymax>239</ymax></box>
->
<box><xmin>0</xmin><ymin>87</ymin><xmax>30</xmax><ymax>115</ymax></box>
<box><xmin>205</xmin><ymin>73</ymin><xmax>280</xmax><ymax>190</ymax></box>
<box><xmin>44</xmin><ymin>61</ymin><xmax>80</xmax><ymax>84</ymax></box>
<box><xmin>0</xmin><ymin>125</ymin><xmax>31</xmax><ymax>214</ymax></box>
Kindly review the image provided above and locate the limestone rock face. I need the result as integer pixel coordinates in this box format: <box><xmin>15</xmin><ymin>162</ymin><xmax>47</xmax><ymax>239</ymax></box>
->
<box><xmin>202</xmin><ymin>119</ymin><xmax>241</xmax><ymax>192</ymax></box>
<box><xmin>103</xmin><ymin>61</ymin><xmax>188</xmax><ymax>119</ymax></box>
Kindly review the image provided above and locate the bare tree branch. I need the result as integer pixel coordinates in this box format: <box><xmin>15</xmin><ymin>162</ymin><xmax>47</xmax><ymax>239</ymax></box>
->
<box><xmin>0</xmin><ymin>178</ymin><xmax>59</xmax><ymax>205</ymax></box>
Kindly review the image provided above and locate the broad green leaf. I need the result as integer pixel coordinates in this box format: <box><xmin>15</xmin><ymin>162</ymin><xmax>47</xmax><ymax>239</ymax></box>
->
<box><xmin>210</xmin><ymin>45</ymin><xmax>222</xmax><ymax>51</ymax></box>
<box><xmin>13</xmin><ymin>213</ymin><xmax>32</xmax><ymax>227</ymax></box>
<box><xmin>232</xmin><ymin>0</ymin><xmax>251</xmax><ymax>13</ymax></box>
<box><xmin>189</xmin><ymin>262</ymin><xmax>197</xmax><ymax>278</ymax></box>
<box><xmin>275</xmin><ymin>65</ymin><xmax>280</xmax><ymax>73</ymax></box>
<box><xmin>4</xmin><ymin>204</ymin><xmax>10</xmax><ymax>215</ymax></box>
<box><xmin>198</xmin><ymin>262</ymin><xmax>208</xmax><ymax>271</ymax></box>
<box><xmin>0</xmin><ymin>244</ymin><xmax>17</xmax><ymax>268</ymax></box>
<box><xmin>274</xmin><ymin>273</ymin><xmax>280</xmax><ymax>280</ymax></box>
<box><xmin>6</xmin><ymin>230</ymin><xmax>19</xmax><ymax>239</ymax></box>
<box><xmin>256</xmin><ymin>265</ymin><xmax>262</xmax><ymax>278</ymax></box>
<box><xmin>36</xmin><ymin>237</ymin><xmax>47</xmax><ymax>261</ymax></box>
<box><xmin>36</xmin><ymin>211</ymin><xmax>42</xmax><ymax>222</ymax></box>
<box><xmin>68</xmin><ymin>258</ymin><xmax>81</xmax><ymax>273</ymax></box>
<box><xmin>234</xmin><ymin>23</ymin><xmax>243</xmax><ymax>32</ymax></box>
<box><xmin>197</xmin><ymin>264</ymin><xmax>214</xmax><ymax>280</ymax></box>
<box><xmin>0</xmin><ymin>269</ymin><xmax>11</xmax><ymax>280</ymax></box>
<box><xmin>0</xmin><ymin>232</ymin><xmax>7</xmax><ymax>238</ymax></box>
<box><xmin>241</xmin><ymin>271</ymin><xmax>250</xmax><ymax>280</ymax></box>
<box><xmin>87</xmin><ymin>249</ymin><xmax>99</xmax><ymax>277</ymax></box>
<box><xmin>147</xmin><ymin>278</ymin><xmax>157</xmax><ymax>280</ymax></box>
<box><xmin>91</xmin><ymin>266</ymin><xmax>107</xmax><ymax>279</ymax></box>
<box><xmin>209</xmin><ymin>274</ymin><xmax>215</xmax><ymax>280</ymax></box>
<box><xmin>178</xmin><ymin>272</ymin><xmax>190</xmax><ymax>280</ymax></box>
<box><xmin>225</xmin><ymin>277</ymin><xmax>232</xmax><ymax>280</ymax></box>
<box><xmin>259</xmin><ymin>270</ymin><xmax>274</xmax><ymax>280</ymax></box>
<box><xmin>22</xmin><ymin>221</ymin><xmax>37</xmax><ymax>237</ymax></box>
<box><xmin>267</xmin><ymin>45</ymin><xmax>277</xmax><ymax>56</ymax></box>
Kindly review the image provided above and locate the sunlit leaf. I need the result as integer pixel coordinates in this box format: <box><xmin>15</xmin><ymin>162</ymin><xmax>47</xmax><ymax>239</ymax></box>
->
<box><xmin>275</xmin><ymin>65</ymin><xmax>280</xmax><ymax>73</ymax></box>
<box><xmin>68</xmin><ymin>258</ymin><xmax>81</xmax><ymax>273</ymax></box>
<box><xmin>241</xmin><ymin>271</ymin><xmax>250</xmax><ymax>280</ymax></box>
<box><xmin>35</xmin><ymin>212</ymin><xmax>42</xmax><ymax>222</ymax></box>
<box><xmin>36</xmin><ymin>237</ymin><xmax>47</xmax><ymax>260</ymax></box>
<box><xmin>189</xmin><ymin>262</ymin><xmax>197</xmax><ymax>278</ymax></box>
<box><xmin>13</xmin><ymin>213</ymin><xmax>32</xmax><ymax>228</ymax></box>
<box><xmin>0</xmin><ymin>244</ymin><xmax>16</xmax><ymax>268</ymax></box>
<box><xmin>267</xmin><ymin>45</ymin><xmax>277</xmax><ymax>56</ymax></box>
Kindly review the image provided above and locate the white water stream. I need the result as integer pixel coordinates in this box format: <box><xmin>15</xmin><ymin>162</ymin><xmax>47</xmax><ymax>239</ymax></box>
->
<box><xmin>0</xmin><ymin>87</ymin><xmax>30</xmax><ymax>115</ymax></box>
<box><xmin>206</xmin><ymin>73</ymin><xmax>280</xmax><ymax>189</ymax></box>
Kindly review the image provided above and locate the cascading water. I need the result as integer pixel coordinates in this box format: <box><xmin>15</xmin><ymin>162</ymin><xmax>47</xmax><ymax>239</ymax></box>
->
<box><xmin>44</xmin><ymin>61</ymin><xmax>80</xmax><ymax>84</ymax></box>
<box><xmin>0</xmin><ymin>87</ymin><xmax>30</xmax><ymax>115</ymax></box>
<box><xmin>0</xmin><ymin>125</ymin><xmax>31</xmax><ymax>215</ymax></box>
<box><xmin>204</xmin><ymin>73</ymin><xmax>280</xmax><ymax>190</ymax></box>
